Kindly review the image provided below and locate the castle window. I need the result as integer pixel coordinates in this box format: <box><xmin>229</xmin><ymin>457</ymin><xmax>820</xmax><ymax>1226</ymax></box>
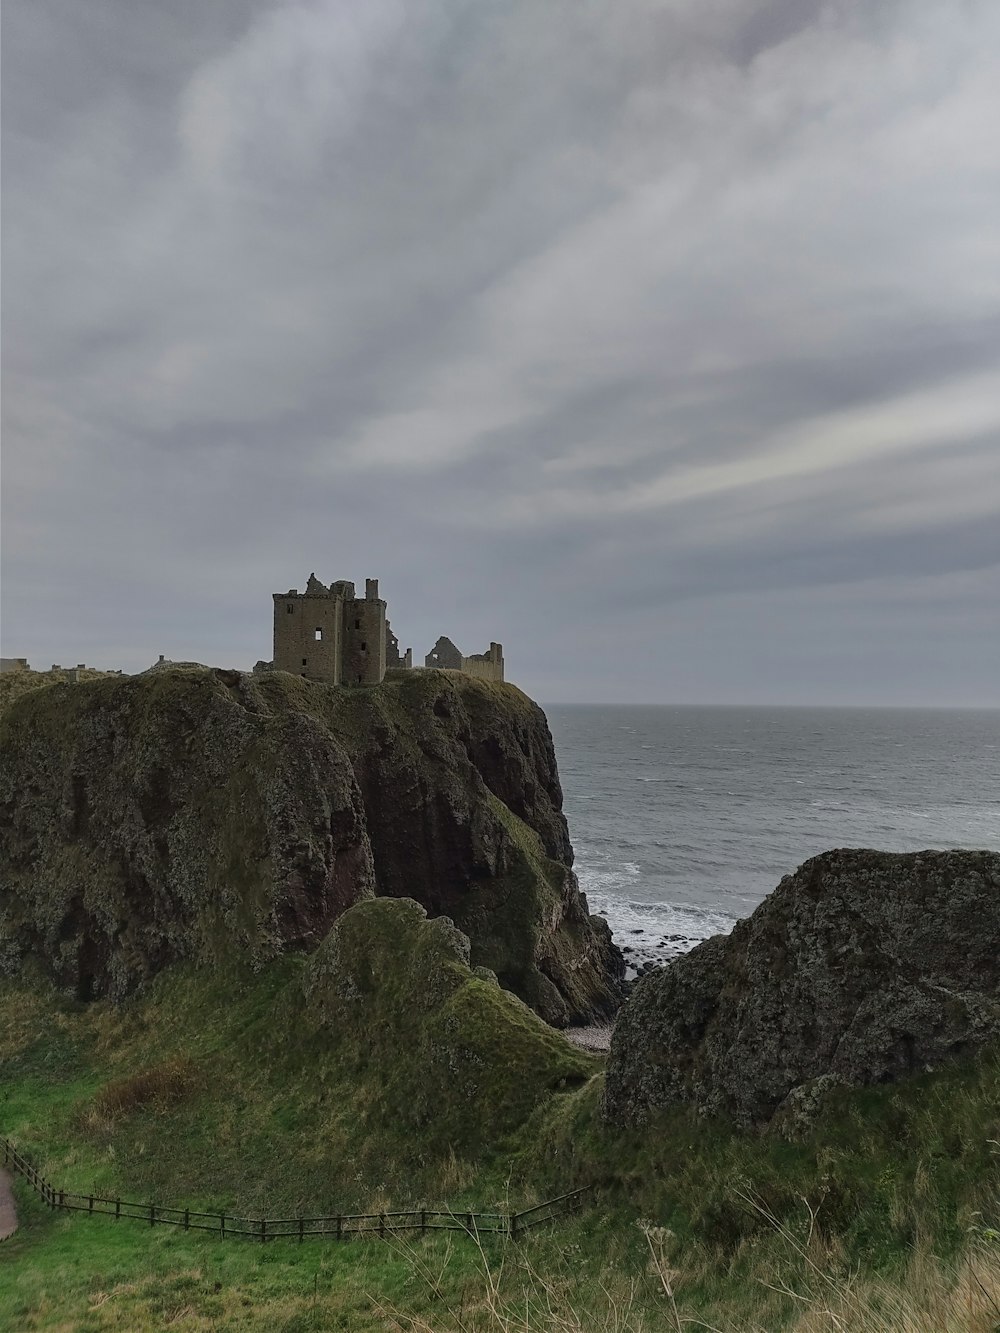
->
<box><xmin>314</xmin><ymin>627</ymin><xmax>323</xmax><ymax>641</ymax></box>
<box><xmin>302</xmin><ymin>658</ymin><xmax>307</xmax><ymax>667</ymax></box>
<box><xmin>287</xmin><ymin>604</ymin><xmax>294</xmax><ymax>614</ymax></box>
<box><xmin>355</xmin><ymin>619</ymin><xmax>361</xmax><ymax>629</ymax></box>
<box><xmin>361</xmin><ymin>642</ymin><xmax>367</xmax><ymax>652</ymax></box>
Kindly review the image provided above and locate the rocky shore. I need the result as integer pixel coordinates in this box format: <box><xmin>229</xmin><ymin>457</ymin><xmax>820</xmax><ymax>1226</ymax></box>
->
<box><xmin>616</xmin><ymin>928</ymin><xmax>700</xmax><ymax>978</ymax></box>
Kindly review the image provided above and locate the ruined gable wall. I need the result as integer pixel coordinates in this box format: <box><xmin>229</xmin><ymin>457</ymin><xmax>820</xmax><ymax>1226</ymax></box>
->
<box><xmin>425</xmin><ymin>637</ymin><xmax>462</xmax><ymax>670</ymax></box>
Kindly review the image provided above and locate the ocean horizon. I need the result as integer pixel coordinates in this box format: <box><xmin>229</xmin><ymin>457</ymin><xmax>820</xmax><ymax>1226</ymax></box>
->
<box><xmin>547</xmin><ymin>702</ymin><xmax>1000</xmax><ymax>973</ymax></box>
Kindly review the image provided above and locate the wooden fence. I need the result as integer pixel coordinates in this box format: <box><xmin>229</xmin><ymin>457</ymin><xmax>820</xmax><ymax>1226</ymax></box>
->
<box><xmin>1</xmin><ymin>1137</ymin><xmax>588</xmax><ymax>1244</ymax></box>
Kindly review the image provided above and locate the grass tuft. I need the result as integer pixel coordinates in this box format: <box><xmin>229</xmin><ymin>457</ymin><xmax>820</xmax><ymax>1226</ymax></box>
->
<box><xmin>86</xmin><ymin>1055</ymin><xmax>202</xmax><ymax>1123</ymax></box>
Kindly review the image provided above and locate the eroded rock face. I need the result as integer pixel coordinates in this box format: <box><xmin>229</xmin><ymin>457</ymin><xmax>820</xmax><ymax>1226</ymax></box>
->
<box><xmin>0</xmin><ymin>666</ymin><xmax>623</xmax><ymax>1023</ymax></box>
<box><xmin>603</xmin><ymin>849</ymin><xmax>1000</xmax><ymax>1128</ymax></box>
<box><xmin>0</xmin><ymin>669</ymin><xmax>375</xmax><ymax>999</ymax></box>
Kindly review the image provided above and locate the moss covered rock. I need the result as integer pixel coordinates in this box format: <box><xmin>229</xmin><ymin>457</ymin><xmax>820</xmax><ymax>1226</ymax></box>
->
<box><xmin>0</xmin><ymin>666</ymin><xmax>622</xmax><ymax>1023</ymax></box>
<box><xmin>603</xmin><ymin>849</ymin><xmax>1000</xmax><ymax>1128</ymax></box>
<box><xmin>0</xmin><ymin>668</ymin><xmax>373</xmax><ymax>999</ymax></box>
<box><xmin>305</xmin><ymin>897</ymin><xmax>595</xmax><ymax>1151</ymax></box>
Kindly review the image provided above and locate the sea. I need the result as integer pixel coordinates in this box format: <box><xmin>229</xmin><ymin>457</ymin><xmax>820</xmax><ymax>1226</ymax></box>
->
<box><xmin>546</xmin><ymin>705</ymin><xmax>1000</xmax><ymax>974</ymax></box>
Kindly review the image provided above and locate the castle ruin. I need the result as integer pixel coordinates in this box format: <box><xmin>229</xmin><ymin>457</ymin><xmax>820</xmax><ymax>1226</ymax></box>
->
<box><xmin>271</xmin><ymin>575</ymin><xmax>503</xmax><ymax>686</ymax></box>
<box><xmin>425</xmin><ymin>636</ymin><xmax>505</xmax><ymax>682</ymax></box>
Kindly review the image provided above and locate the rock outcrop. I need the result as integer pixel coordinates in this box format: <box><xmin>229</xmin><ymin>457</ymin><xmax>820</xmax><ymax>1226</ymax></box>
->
<box><xmin>305</xmin><ymin>897</ymin><xmax>595</xmax><ymax>1152</ymax></box>
<box><xmin>603</xmin><ymin>849</ymin><xmax>1000</xmax><ymax>1127</ymax></box>
<box><xmin>0</xmin><ymin>666</ymin><xmax>622</xmax><ymax>1024</ymax></box>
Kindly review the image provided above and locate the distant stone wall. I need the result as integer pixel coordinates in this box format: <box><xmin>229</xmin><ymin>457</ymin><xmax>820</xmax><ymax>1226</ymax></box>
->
<box><xmin>0</xmin><ymin>659</ymin><xmax>29</xmax><ymax>674</ymax></box>
<box><xmin>461</xmin><ymin>643</ymin><xmax>504</xmax><ymax>683</ymax></box>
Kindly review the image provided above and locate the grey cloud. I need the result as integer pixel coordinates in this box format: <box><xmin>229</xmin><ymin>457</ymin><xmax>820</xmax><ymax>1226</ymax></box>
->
<box><xmin>2</xmin><ymin>0</ymin><xmax>999</xmax><ymax>704</ymax></box>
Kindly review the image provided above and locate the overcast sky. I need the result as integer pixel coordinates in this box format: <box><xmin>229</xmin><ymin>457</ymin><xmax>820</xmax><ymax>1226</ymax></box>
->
<box><xmin>3</xmin><ymin>0</ymin><xmax>999</xmax><ymax>705</ymax></box>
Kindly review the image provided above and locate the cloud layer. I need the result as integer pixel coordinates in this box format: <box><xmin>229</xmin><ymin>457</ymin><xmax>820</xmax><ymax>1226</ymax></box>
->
<box><xmin>3</xmin><ymin>0</ymin><xmax>999</xmax><ymax>702</ymax></box>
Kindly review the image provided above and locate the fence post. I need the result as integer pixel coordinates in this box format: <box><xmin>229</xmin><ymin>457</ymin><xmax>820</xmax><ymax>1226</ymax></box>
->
<box><xmin>335</xmin><ymin>1214</ymin><xmax>342</xmax><ymax>1242</ymax></box>
<box><xmin>510</xmin><ymin>1211</ymin><xmax>518</xmax><ymax>1241</ymax></box>
<box><xmin>420</xmin><ymin>1209</ymin><xmax>426</xmax><ymax>1234</ymax></box>
<box><xmin>220</xmin><ymin>1213</ymin><xmax>226</xmax><ymax>1239</ymax></box>
<box><xmin>59</xmin><ymin>1190</ymin><xmax>65</xmax><ymax>1211</ymax></box>
<box><xmin>150</xmin><ymin>1204</ymin><xmax>156</xmax><ymax>1228</ymax></box>
<box><xmin>184</xmin><ymin>1208</ymin><xmax>190</xmax><ymax>1231</ymax></box>
<box><xmin>467</xmin><ymin>1211</ymin><xmax>474</xmax><ymax>1235</ymax></box>
<box><xmin>116</xmin><ymin>1198</ymin><xmax>121</xmax><ymax>1220</ymax></box>
<box><xmin>260</xmin><ymin>1218</ymin><xmax>266</xmax><ymax>1244</ymax></box>
<box><xmin>299</xmin><ymin>1217</ymin><xmax>304</xmax><ymax>1244</ymax></box>
<box><xmin>379</xmin><ymin>1214</ymin><xmax>385</xmax><ymax>1239</ymax></box>
<box><xmin>88</xmin><ymin>1195</ymin><xmax>94</xmax><ymax>1215</ymax></box>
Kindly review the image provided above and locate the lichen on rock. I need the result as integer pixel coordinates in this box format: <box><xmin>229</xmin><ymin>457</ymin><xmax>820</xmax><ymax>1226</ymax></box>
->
<box><xmin>603</xmin><ymin>849</ymin><xmax>1000</xmax><ymax>1128</ymax></box>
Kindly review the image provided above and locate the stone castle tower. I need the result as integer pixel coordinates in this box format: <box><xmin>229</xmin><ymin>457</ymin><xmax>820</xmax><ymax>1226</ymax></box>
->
<box><xmin>272</xmin><ymin>574</ymin><xmax>387</xmax><ymax>686</ymax></box>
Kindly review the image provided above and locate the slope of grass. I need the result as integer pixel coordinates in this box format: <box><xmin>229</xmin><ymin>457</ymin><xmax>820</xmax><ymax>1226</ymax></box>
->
<box><xmin>1</xmin><ymin>898</ymin><xmax>594</xmax><ymax>1215</ymax></box>
<box><xmin>3</xmin><ymin>931</ymin><xmax>998</xmax><ymax>1331</ymax></box>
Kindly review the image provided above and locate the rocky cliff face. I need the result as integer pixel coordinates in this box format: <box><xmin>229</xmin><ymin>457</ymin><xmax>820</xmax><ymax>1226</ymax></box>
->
<box><xmin>0</xmin><ymin>666</ymin><xmax>622</xmax><ymax>1025</ymax></box>
<box><xmin>603</xmin><ymin>849</ymin><xmax>1000</xmax><ymax>1127</ymax></box>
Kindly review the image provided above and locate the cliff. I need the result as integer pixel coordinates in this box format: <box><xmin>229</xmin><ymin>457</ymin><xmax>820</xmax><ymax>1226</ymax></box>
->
<box><xmin>0</xmin><ymin>666</ymin><xmax>622</xmax><ymax>1025</ymax></box>
<box><xmin>603</xmin><ymin>848</ymin><xmax>1000</xmax><ymax>1127</ymax></box>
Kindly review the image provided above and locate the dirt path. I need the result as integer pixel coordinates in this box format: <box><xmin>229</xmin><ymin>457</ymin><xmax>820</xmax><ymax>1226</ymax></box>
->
<box><xmin>0</xmin><ymin>1169</ymin><xmax>18</xmax><ymax>1242</ymax></box>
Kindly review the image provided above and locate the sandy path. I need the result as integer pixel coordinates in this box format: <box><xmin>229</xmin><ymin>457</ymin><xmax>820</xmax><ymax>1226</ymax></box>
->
<box><xmin>0</xmin><ymin>1169</ymin><xmax>18</xmax><ymax>1242</ymax></box>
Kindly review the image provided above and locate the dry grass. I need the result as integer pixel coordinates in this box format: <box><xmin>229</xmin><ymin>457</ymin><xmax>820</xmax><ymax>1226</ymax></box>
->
<box><xmin>85</xmin><ymin>1056</ymin><xmax>201</xmax><ymax>1124</ymax></box>
<box><xmin>364</xmin><ymin>1198</ymin><xmax>1000</xmax><ymax>1333</ymax></box>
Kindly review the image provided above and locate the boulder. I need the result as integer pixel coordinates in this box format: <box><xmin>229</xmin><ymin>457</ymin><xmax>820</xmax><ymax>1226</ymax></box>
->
<box><xmin>603</xmin><ymin>849</ymin><xmax>1000</xmax><ymax>1127</ymax></box>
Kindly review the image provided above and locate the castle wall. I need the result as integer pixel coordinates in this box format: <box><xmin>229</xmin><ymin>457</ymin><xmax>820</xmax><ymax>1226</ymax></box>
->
<box><xmin>340</xmin><ymin>584</ymin><xmax>386</xmax><ymax>686</ymax></box>
<box><xmin>460</xmin><ymin>643</ymin><xmax>504</xmax><ymax>683</ymax></box>
<box><xmin>272</xmin><ymin>589</ymin><xmax>344</xmax><ymax>682</ymax></box>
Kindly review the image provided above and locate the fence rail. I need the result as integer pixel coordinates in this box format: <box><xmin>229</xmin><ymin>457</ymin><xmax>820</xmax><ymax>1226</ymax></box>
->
<box><xmin>1</xmin><ymin>1137</ymin><xmax>588</xmax><ymax>1245</ymax></box>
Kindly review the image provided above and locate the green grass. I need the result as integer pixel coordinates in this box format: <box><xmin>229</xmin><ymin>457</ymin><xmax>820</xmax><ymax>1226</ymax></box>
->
<box><xmin>3</xmin><ymin>940</ymin><xmax>999</xmax><ymax>1330</ymax></box>
<box><xmin>1</xmin><ymin>901</ymin><xmax>594</xmax><ymax>1215</ymax></box>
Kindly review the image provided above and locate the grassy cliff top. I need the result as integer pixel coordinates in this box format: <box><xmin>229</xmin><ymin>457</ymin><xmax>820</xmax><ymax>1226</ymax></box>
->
<box><xmin>0</xmin><ymin>666</ymin><xmax>121</xmax><ymax>718</ymax></box>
